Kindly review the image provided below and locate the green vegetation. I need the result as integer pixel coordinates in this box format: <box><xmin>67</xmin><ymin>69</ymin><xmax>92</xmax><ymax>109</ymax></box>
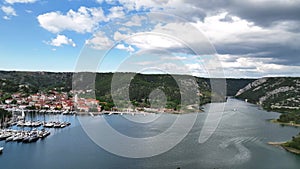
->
<box><xmin>0</xmin><ymin>71</ymin><xmax>252</xmax><ymax>111</ymax></box>
<box><xmin>236</xmin><ymin>77</ymin><xmax>300</xmax><ymax>154</ymax></box>
<box><xmin>214</xmin><ymin>78</ymin><xmax>255</xmax><ymax>96</ymax></box>
<box><xmin>283</xmin><ymin>133</ymin><xmax>300</xmax><ymax>153</ymax></box>
<box><xmin>0</xmin><ymin>108</ymin><xmax>12</xmax><ymax>128</ymax></box>
<box><xmin>236</xmin><ymin>77</ymin><xmax>300</xmax><ymax>110</ymax></box>
<box><xmin>0</xmin><ymin>108</ymin><xmax>11</xmax><ymax>118</ymax></box>
<box><xmin>94</xmin><ymin>73</ymin><xmax>213</xmax><ymax>111</ymax></box>
<box><xmin>278</xmin><ymin>112</ymin><xmax>300</xmax><ymax>124</ymax></box>
<box><xmin>0</xmin><ymin>71</ymin><xmax>72</xmax><ymax>93</ymax></box>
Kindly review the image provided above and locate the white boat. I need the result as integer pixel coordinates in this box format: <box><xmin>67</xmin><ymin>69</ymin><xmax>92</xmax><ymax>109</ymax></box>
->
<box><xmin>62</xmin><ymin>110</ymin><xmax>69</xmax><ymax>115</ymax></box>
<box><xmin>13</xmin><ymin>134</ymin><xmax>24</xmax><ymax>142</ymax></box>
<box><xmin>43</xmin><ymin>122</ymin><xmax>54</xmax><ymax>128</ymax></box>
<box><xmin>0</xmin><ymin>147</ymin><xmax>3</xmax><ymax>154</ymax></box>
<box><xmin>6</xmin><ymin>135</ymin><xmax>14</xmax><ymax>142</ymax></box>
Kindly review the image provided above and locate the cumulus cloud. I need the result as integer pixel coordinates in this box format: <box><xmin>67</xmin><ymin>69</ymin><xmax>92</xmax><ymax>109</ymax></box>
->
<box><xmin>218</xmin><ymin>54</ymin><xmax>300</xmax><ymax>78</ymax></box>
<box><xmin>126</xmin><ymin>33</ymin><xmax>183</xmax><ymax>50</ymax></box>
<box><xmin>36</xmin><ymin>0</ymin><xmax>300</xmax><ymax>77</ymax></box>
<box><xmin>37</xmin><ymin>6</ymin><xmax>107</xmax><ymax>33</ymax></box>
<box><xmin>116</xmin><ymin>44</ymin><xmax>135</xmax><ymax>52</ymax></box>
<box><xmin>5</xmin><ymin>0</ymin><xmax>37</xmax><ymax>4</ymax></box>
<box><xmin>192</xmin><ymin>12</ymin><xmax>300</xmax><ymax>66</ymax></box>
<box><xmin>85</xmin><ymin>31</ymin><xmax>114</xmax><ymax>50</ymax></box>
<box><xmin>48</xmin><ymin>34</ymin><xmax>76</xmax><ymax>47</ymax></box>
<box><xmin>1</xmin><ymin>6</ymin><xmax>17</xmax><ymax>19</ymax></box>
<box><xmin>123</xmin><ymin>15</ymin><xmax>146</xmax><ymax>27</ymax></box>
<box><xmin>107</xmin><ymin>6</ymin><xmax>125</xmax><ymax>19</ymax></box>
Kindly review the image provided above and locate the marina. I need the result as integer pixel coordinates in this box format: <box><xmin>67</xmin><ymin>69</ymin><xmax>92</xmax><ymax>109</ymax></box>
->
<box><xmin>1</xmin><ymin>99</ymin><xmax>300</xmax><ymax>169</ymax></box>
<box><xmin>0</xmin><ymin>110</ymin><xmax>72</xmax><ymax>155</ymax></box>
<box><xmin>0</xmin><ymin>128</ymin><xmax>50</xmax><ymax>143</ymax></box>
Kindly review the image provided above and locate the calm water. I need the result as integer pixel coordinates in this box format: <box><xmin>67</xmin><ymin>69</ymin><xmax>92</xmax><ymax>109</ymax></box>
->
<box><xmin>1</xmin><ymin>98</ymin><xmax>300</xmax><ymax>169</ymax></box>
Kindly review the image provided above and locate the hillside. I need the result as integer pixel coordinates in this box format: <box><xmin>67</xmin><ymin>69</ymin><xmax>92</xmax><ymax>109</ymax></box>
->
<box><xmin>235</xmin><ymin>77</ymin><xmax>300</xmax><ymax>112</ymax></box>
<box><xmin>0</xmin><ymin>71</ymin><xmax>72</xmax><ymax>93</ymax></box>
<box><xmin>0</xmin><ymin>71</ymin><xmax>253</xmax><ymax>109</ymax></box>
<box><xmin>235</xmin><ymin>77</ymin><xmax>300</xmax><ymax>153</ymax></box>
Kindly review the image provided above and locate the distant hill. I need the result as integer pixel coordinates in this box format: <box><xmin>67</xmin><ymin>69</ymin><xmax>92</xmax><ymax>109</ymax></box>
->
<box><xmin>0</xmin><ymin>71</ymin><xmax>72</xmax><ymax>93</ymax></box>
<box><xmin>0</xmin><ymin>71</ymin><xmax>254</xmax><ymax>108</ymax></box>
<box><xmin>235</xmin><ymin>77</ymin><xmax>300</xmax><ymax>112</ymax></box>
<box><xmin>209</xmin><ymin>78</ymin><xmax>255</xmax><ymax>96</ymax></box>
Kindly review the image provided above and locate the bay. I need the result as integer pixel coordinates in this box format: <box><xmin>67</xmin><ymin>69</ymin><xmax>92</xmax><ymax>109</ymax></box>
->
<box><xmin>1</xmin><ymin>98</ymin><xmax>300</xmax><ymax>169</ymax></box>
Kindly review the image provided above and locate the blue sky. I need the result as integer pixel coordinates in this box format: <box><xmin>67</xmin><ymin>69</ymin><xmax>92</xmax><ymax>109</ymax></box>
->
<box><xmin>1</xmin><ymin>0</ymin><xmax>300</xmax><ymax>78</ymax></box>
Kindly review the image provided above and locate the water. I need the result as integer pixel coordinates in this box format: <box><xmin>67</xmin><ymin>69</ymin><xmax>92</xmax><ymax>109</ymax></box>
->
<box><xmin>1</xmin><ymin>98</ymin><xmax>300</xmax><ymax>169</ymax></box>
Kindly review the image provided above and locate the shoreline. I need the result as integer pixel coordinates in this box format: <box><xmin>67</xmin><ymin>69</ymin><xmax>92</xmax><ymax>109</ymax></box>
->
<box><xmin>269</xmin><ymin>119</ymin><xmax>300</xmax><ymax>127</ymax></box>
<box><xmin>268</xmin><ymin>142</ymin><xmax>300</xmax><ymax>155</ymax></box>
<box><xmin>268</xmin><ymin>119</ymin><xmax>300</xmax><ymax>155</ymax></box>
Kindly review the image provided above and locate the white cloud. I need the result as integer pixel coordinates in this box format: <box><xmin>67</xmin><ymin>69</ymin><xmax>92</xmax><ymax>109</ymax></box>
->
<box><xmin>214</xmin><ymin>53</ymin><xmax>300</xmax><ymax>78</ymax></box>
<box><xmin>116</xmin><ymin>44</ymin><xmax>135</xmax><ymax>52</ymax></box>
<box><xmin>3</xmin><ymin>16</ymin><xmax>10</xmax><ymax>20</ymax></box>
<box><xmin>161</xmin><ymin>56</ymin><xmax>187</xmax><ymax>61</ymax></box>
<box><xmin>48</xmin><ymin>34</ymin><xmax>76</xmax><ymax>47</ymax></box>
<box><xmin>126</xmin><ymin>33</ymin><xmax>183</xmax><ymax>50</ymax></box>
<box><xmin>107</xmin><ymin>6</ymin><xmax>125</xmax><ymax>19</ymax></box>
<box><xmin>113</xmin><ymin>31</ymin><xmax>129</xmax><ymax>41</ymax></box>
<box><xmin>25</xmin><ymin>10</ymin><xmax>33</xmax><ymax>13</ymax></box>
<box><xmin>192</xmin><ymin>12</ymin><xmax>300</xmax><ymax>47</ymax></box>
<box><xmin>118</xmin><ymin>0</ymin><xmax>171</xmax><ymax>11</ymax></box>
<box><xmin>1</xmin><ymin>6</ymin><xmax>17</xmax><ymax>18</ymax></box>
<box><xmin>123</xmin><ymin>15</ymin><xmax>146</xmax><ymax>27</ymax></box>
<box><xmin>96</xmin><ymin>0</ymin><xmax>116</xmax><ymax>4</ymax></box>
<box><xmin>5</xmin><ymin>0</ymin><xmax>37</xmax><ymax>4</ymax></box>
<box><xmin>37</xmin><ymin>6</ymin><xmax>107</xmax><ymax>33</ymax></box>
<box><xmin>95</xmin><ymin>0</ymin><xmax>104</xmax><ymax>3</ymax></box>
<box><xmin>37</xmin><ymin>6</ymin><xmax>128</xmax><ymax>34</ymax></box>
<box><xmin>85</xmin><ymin>31</ymin><xmax>114</xmax><ymax>50</ymax></box>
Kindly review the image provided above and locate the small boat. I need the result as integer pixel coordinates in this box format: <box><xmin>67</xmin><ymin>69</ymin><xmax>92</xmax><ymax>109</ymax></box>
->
<box><xmin>24</xmin><ymin>121</ymin><xmax>32</xmax><ymax>127</ymax></box>
<box><xmin>53</xmin><ymin>122</ymin><xmax>61</xmax><ymax>128</ymax></box>
<box><xmin>0</xmin><ymin>134</ymin><xmax>11</xmax><ymax>141</ymax></box>
<box><xmin>17</xmin><ymin>121</ymin><xmax>25</xmax><ymax>126</ymax></box>
<box><xmin>0</xmin><ymin>147</ymin><xmax>3</xmax><ymax>154</ymax></box>
<box><xmin>28</xmin><ymin>135</ymin><xmax>39</xmax><ymax>143</ymax></box>
<box><xmin>13</xmin><ymin>135</ymin><xmax>24</xmax><ymax>142</ymax></box>
<box><xmin>22</xmin><ymin>136</ymin><xmax>30</xmax><ymax>143</ymax></box>
<box><xmin>39</xmin><ymin>131</ymin><xmax>50</xmax><ymax>139</ymax></box>
<box><xmin>5</xmin><ymin>136</ymin><xmax>14</xmax><ymax>142</ymax></box>
<box><xmin>62</xmin><ymin>110</ymin><xmax>69</xmax><ymax>115</ymax></box>
<box><xmin>43</xmin><ymin>122</ymin><xmax>54</xmax><ymax>128</ymax></box>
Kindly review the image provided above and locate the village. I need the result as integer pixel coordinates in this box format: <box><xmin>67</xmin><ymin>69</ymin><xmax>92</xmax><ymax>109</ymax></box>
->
<box><xmin>0</xmin><ymin>90</ymin><xmax>102</xmax><ymax>114</ymax></box>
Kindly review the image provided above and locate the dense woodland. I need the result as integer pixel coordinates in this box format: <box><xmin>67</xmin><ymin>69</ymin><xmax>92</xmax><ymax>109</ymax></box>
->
<box><xmin>278</xmin><ymin>113</ymin><xmax>300</xmax><ymax>124</ymax></box>
<box><xmin>284</xmin><ymin>133</ymin><xmax>300</xmax><ymax>151</ymax></box>
<box><xmin>0</xmin><ymin>71</ymin><xmax>253</xmax><ymax>111</ymax></box>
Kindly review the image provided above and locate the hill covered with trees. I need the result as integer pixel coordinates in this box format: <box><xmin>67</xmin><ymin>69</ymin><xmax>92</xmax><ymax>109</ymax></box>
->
<box><xmin>0</xmin><ymin>71</ymin><xmax>253</xmax><ymax>110</ymax></box>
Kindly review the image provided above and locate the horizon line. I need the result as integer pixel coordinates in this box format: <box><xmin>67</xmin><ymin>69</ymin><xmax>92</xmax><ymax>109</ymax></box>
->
<box><xmin>1</xmin><ymin>69</ymin><xmax>299</xmax><ymax>79</ymax></box>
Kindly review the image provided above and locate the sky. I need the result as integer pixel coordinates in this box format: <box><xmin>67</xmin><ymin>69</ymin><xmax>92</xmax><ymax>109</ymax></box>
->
<box><xmin>0</xmin><ymin>0</ymin><xmax>300</xmax><ymax>78</ymax></box>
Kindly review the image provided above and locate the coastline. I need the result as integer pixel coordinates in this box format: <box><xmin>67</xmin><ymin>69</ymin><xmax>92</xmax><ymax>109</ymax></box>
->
<box><xmin>268</xmin><ymin>119</ymin><xmax>300</xmax><ymax>155</ymax></box>
<box><xmin>268</xmin><ymin>142</ymin><xmax>300</xmax><ymax>155</ymax></box>
<box><xmin>269</xmin><ymin>119</ymin><xmax>300</xmax><ymax>127</ymax></box>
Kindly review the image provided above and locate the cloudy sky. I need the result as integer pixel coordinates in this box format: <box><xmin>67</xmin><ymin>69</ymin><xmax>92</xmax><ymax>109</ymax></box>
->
<box><xmin>0</xmin><ymin>0</ymin><xmax>299</xmax><ymax>78</ymax></box>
